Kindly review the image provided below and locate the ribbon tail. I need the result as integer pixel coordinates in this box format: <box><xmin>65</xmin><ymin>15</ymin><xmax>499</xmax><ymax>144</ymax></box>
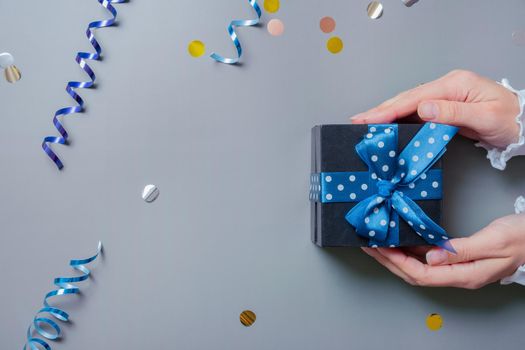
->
<box><xmin>369</xmin><ymin>213</ymin><xmax>400</xmax><ymax>247</ymax></box>
<box><xmin>391</xmin><ymin>192</ymin><xmax>452</xmax><ymax>249</ymax></box>
<box><xmin>436</xmin><ymin>239</ymin><xmax>456</xmax><ymax>254</ymax></box>
<box><xmin>345</xmin><ymin>199</ymin><xmax>371</xmax><ymax>235</ymax></box>
<box><xmin>346</xmin><ymin>196</ymin><xmax>391</xmax><ymax>243</ymax></box>
<box><xmin>369</xmin><ymin>209</ymin><xmax>400</xmax><ymax>247</ymax></box>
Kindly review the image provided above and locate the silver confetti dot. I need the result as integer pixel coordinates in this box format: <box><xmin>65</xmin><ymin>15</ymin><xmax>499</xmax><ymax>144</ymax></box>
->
<box><xmin>401</xmin><ymin>0</ymin><xmax>419</xmax><ymax>7</ymax></box>
<box><xmin>0</xmin><ymin>52</ymin><xmax>15</xmax><ymax>69</ymax></box>
<box><xmin>512</xmin><ymin>30</ymin><xmax>525</xmax><ymax>47</ymax></box>
<box><xmin>367</xmin><ymin>1</ymin><xmax>384</xmax><ymax>19</ymax></box>
<box><xmin>142</xmin><ymin>184</ymin><xmax>160</xmax><ymax>203</ymax></box>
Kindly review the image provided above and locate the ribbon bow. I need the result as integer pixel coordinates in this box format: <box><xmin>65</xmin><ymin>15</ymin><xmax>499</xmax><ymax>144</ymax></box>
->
<box><xmin>345</xmin><ymin>123</ymin><xmax>458</xmax><ymax>251</ymax></box>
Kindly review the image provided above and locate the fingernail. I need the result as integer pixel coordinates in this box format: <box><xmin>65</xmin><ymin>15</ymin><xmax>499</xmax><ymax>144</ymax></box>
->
<box><xmin>426</xmin><ymin>249</ymin><xmax>447</xmax><ymax>265</ymax></box>
<box><xmin>350</xmin><ymin>114</ymin><xmax>364</xmax><ymax>123</ymax></box>
<box><xmin>420</xmin><ymin>102</ymin><xmax>439</xmax><ymax>120</ymax></box>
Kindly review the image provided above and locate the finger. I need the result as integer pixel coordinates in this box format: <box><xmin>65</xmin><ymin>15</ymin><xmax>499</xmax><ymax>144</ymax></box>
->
<box><xmin>350</xmin><ymin>81</ymin><xmax>453</xmax><ymax>124</ymax></box>
<box><xmin>458</xmin><ymin>128</ymin><xmax>480</xmax><ymax>141</ymax></box>
<box><xmin>403</xmin><ymin>246</ymin><xmax>432</xmax><ymax>257</ymax></box>
<box><xmin>362</xmin><ymin>248</ymin><xmax>415</xmax><ymax>282</ymax></box>
<box><xmin>377</xmin><ymin>248</ymin><xmax>511</xmax><ymax>288</ymax></box>
<box><xmin>362</xmin><ymin>248</ymin><xmax>416</xmax><ymax>284</ymax></box>
<box><xmin>402</xmin><ymin>246</ymin><xmax>432</xmax><ymax>263</ymax></box>
<box><xmin>426</xmin><ymin>229</ymin><xmax>506</xmax><ymax>266</ymax></box>
<box><xmin>417</xmin><ymin>100</ymin><xmax>490</xmax><ymax>131</ymax></box>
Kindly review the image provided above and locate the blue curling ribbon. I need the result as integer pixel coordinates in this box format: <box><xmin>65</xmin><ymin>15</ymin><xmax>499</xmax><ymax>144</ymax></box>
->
<box><xmin>42</xmin><ymin>0</ymin><xmax>126</xmax><ymax>170</ymax></box>
<box><xmin>310</xmin><ymin>123</ymin><xmax>458</xmax><ymax>251</ymax></box>
<box><xmin>23</xmin><ymin>242</ymin><xmax>102</xmax><ymax>350</ymax></box>
<box><xmin>210</xmin><ymin>0</ymin><xmax>262</xmax><ymax>64</ymax></box>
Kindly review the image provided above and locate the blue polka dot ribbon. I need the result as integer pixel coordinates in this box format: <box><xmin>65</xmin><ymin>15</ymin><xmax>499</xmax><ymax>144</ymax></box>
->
<box><xmin>210</xmin><ymin>0</ymin><xmax>261</xmax><ymax>64</ymax></box>
<box><xmin>23</xmin><ymin>242</ymin><xmax>102</xmax><ymax>350</ymax></box>
<box><xmin>310</xmin><ymin>123</ymin><xmax>458</xmax><ymax>251</ymax></box>
<box><xmin>42</xmin><ymin>0</ymin><xmax>126</xmax><ymax>170</ymax></box>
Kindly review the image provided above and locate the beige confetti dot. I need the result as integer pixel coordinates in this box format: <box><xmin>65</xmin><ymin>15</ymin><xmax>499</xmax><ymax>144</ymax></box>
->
<box><xmin>267</xmin><ymin>19</ymin><xmax>285</xmax><ymax>36</ymax></box>
<box><xmin>320</xmin><ymin>16</ymin><xmax>336</xmax><ymax>33</ymax></box>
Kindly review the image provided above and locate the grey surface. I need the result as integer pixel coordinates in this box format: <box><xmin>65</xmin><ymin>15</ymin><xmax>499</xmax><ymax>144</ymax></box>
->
<box><xmin>0</xmin><ymin>0</ymin><xmax>524</xmax><ymax>349</ymax></box>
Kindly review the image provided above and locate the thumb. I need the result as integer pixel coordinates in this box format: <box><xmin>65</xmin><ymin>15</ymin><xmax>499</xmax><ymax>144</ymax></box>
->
<box><xmin>425</xmin><ymin>237</ymin><xmax>488</xmax><ymax>266</ymax></box>
<box><xmin>418</xmin><ymin>100</ymin><xmax>481</xmax><ymax>129</ymax></box>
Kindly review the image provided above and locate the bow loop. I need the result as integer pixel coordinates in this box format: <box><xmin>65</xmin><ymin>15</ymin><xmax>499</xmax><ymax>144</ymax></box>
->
<box><xmin>355</xmin><ymin>125</ymin><xmax>399</xmax><ymax>181</ymax></box>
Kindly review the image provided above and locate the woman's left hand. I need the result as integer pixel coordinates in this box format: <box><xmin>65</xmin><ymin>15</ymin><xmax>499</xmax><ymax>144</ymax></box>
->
<box><xmin>362</xmin><ymin>214</ymin><xmax>525</xmax><ymax>289</ymax></box>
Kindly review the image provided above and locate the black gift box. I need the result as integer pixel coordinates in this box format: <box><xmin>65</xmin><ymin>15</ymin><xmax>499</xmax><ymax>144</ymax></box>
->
<box><xmin>310</xmin><ymin>124</ymin><xmax>445</xmax><ymax>247</ymax></box>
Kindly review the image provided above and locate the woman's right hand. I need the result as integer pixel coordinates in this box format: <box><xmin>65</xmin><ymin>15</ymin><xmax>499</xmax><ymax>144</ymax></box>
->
<box><xmin>350</xmin><ymin>70</ymin><xmax>521</xmax><ymax>149</ymax></box>
<box><xmin>362</xmin><ymin>213</ymin><xmax>525</xmax><ymax>289</ymax></box>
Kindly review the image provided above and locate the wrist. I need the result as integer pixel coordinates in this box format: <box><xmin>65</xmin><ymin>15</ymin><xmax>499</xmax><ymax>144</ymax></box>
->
<box><xmin>506</xmin><ymin>89</ymin><xmax>522</xmax><ymax>145</ymax></box>
<box><xmin>500</xmin><ymin>79</ymin><xmax>525</xmax><ymax>148</ymax></box>
<box><xmin>475</xmin><ymin>79</ymin><xmax>525</xmax><ymax>170</ymax></box>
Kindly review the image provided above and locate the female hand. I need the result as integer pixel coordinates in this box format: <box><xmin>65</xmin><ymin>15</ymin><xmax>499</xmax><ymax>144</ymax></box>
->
<box><xmin>351</xmin><ymin>70</ymin><xmax>520</xmax><ymax>149</ymax></box>
<box><xmin>362</xmin><ymin>214</ymin><xmax>525</xmax><ymax>289</ymax></box>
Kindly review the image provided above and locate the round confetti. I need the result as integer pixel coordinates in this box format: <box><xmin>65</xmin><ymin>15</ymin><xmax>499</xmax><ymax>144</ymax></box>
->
<box><xmin>264</xmin><ymin>0</ymin><xmax>281</xmax><ymax>13</ymax></box>
<box><xmin>188</xmin><ymin>40</ymin><xmax>206</xmax><ymax>57</ymax></box>
<box><xmin>142</xmin><ymin>184</ymin><xmax>159</xmax><ymax>203</ymax></box>
<box><xmin>264</xmin><ymin>0</ymin><xmax>280</xmax><ymax>13</ymax></box>
<box><xmin>4</xmin><ymin>65</ymin><xmax>21</xmax><ymax>83</ymax></box>
<box><xmin>267</xmin><ymin>19</ymin><xmax>284</xmax><ymax>36</ymax></box>
<box><xmin>402</xmin><ymin>0</ymin><xmax>419</xmax><ymax>7</ymax></box>
<box><xmin>367</xmin><ymin>1</ymin><xmax>384</xmax><ymax>19</ymax></box>
<box><xmin>326</xmin><ymin>36</ymin><xmax>343</xmax><ymax>54</ymax></box>
<box><xmin>320</xmin><ymin>16</ymin><xmax>336</xmax><ymax>34</ymax></box>
<box><xmin>512</xmin><ymin>30</ymin><xmax>525</xmax><ymax>47</ymax></box>
<box><xmin>0</xmin><ymin>52</ymin><xmax>15</xmax><ymax>69</ymax></box>
<box><xmin>240</xmin><ymin>310</ymin><xmax>256</xmax><ymax>327</ymax></box>
<box><xmin>426</xmin><ymin>313</ymin><xmax>443</xmax><ymax>331</ymax></box>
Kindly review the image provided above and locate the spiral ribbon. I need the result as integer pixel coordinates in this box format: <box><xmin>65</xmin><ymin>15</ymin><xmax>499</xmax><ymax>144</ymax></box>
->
<box><xmin>23</xmin><ymin>242</ymin><xmax>102</xmax><ymax>350</ymax></box>
<box><xmin>311</xmin><ymin>123</ymin><xmax>458</xmax><ymax>251</ymax></box>
<box><xmin>42</xmin><ymin>0</ymin><xmax>126</xmax><ymax>170</ymax></box>
<box><xmin>210</xmin><ymin>0</ymin><xmax>262</xmax><ymax>64</ymax></box>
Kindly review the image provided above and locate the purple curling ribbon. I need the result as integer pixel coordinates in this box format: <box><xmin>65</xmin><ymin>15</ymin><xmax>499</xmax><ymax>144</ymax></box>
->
<box><xmin>42</xmin><ymin>0</ymin><xmax>127</xmax><ymax>170</ymax></box>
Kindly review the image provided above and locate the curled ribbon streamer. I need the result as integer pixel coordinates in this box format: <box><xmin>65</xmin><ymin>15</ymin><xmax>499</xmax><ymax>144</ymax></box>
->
<box><xmin>24</xmin><ymin>242</ymin><xmax>102</xmax><ymax>350</ymax></box>
<box><xmin>42</xmin><ymin>0</ymin><xmax>126</xmax><ymax>170</ymax></box>
<box><xmin>210</xmin><ymin>0</ymin><xmax>262</xmax><ymax>64</ymax></box>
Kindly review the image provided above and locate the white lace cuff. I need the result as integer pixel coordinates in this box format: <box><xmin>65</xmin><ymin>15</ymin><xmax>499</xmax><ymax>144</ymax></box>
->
<box><xmin>500</xmin><ymin>196</ymin><xmax>525</xmax><ymax>286</ymax></box>
<box><xmin>475</xmin><ymin>79</ymin><xmax>525</xmax><ymax>170</ymax></box>
<box><xmin>501</xmin><ymin>265</ymin><xmax>525</xmax><ymax>285</ymax></box>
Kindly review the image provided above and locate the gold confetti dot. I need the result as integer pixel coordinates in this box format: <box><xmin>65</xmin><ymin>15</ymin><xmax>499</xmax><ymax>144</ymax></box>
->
<box><xmin>240</xmin><ymin>310</ymin><xmax>256</xmax><ymax>327</ymax></box>
<box><xmin>426</xmin><ymin>313</ymin><xmax>443</xmax><ymax>331</ymax></box>
<box><xmin>326</xmin><ymin>36</ymin><xmax>343</xmax><ymax>54</ymax></box>
<box><xmin>188</xmin><ymin>40</ymin><xmax>206</xmax><ymax>57</ymax></box>
<box><xmin>264</xmin><ymin>0</ymin><xmax>280</xmax><ymax>13</ymax></box>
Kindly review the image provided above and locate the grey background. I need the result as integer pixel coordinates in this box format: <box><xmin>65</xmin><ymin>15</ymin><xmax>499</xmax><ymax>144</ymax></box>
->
<box><xmin>0</xmin><ymin>0</ymin><xmax>524</xmax><ymax>349</ymax></box>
